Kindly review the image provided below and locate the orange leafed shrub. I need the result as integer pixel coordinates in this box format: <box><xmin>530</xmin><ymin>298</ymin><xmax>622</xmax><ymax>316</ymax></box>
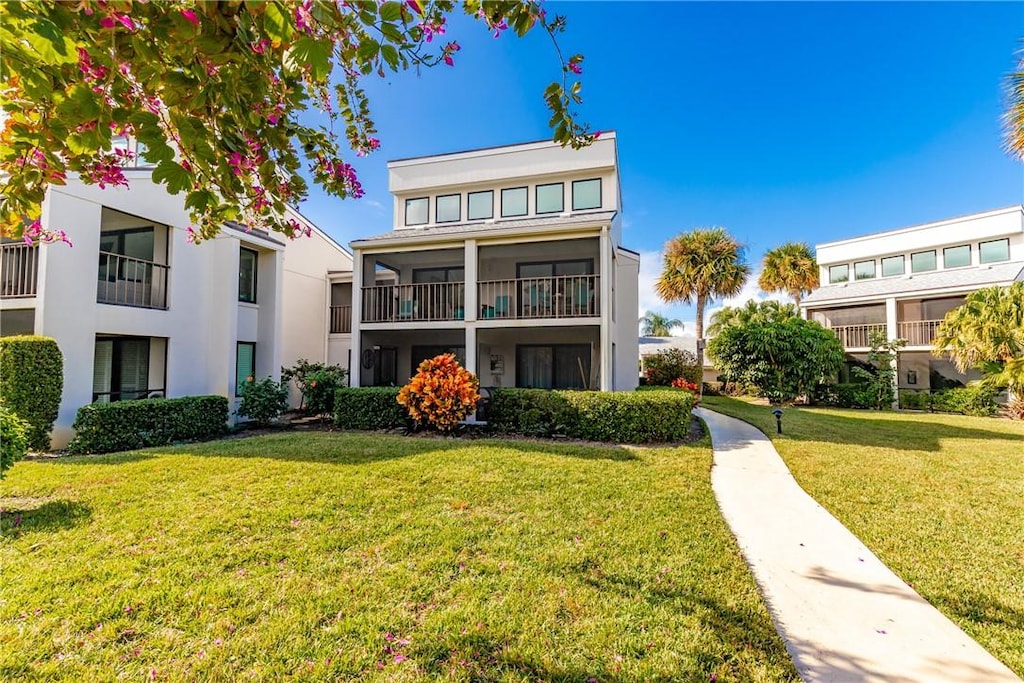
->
<box><xmin>670</xmin><ymin>377</ymin><xmax>698</xmax><ymax>391</ymax></box>
<box><xmin>397</xmin><ymin>354</ymin><xmax>480</xmax><ymax>432</ymax></box>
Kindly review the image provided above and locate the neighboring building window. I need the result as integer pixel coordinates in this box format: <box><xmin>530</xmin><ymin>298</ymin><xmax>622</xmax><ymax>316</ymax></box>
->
<box><xmin>516</xmin><ymin>344</ymin><xmax>591</xmax><ymax>390</ymax></box>
<box><xmin>238</xmin><ymin>247</ymin><xmax>258</xmax><ymax>303</ymax></box>
<box><xmin>236</xmin><ymin>342</ymin><xmax>255</xmax><ymax>396</ymax></box>
<box><xmin>501</xmin><ymin>187</ymin><xmax>528</xmax><ymax>217</ymax></box>
<box><xmin>436</xmin><ymin>194</ymin><xmax>461</xmax><ymax>223</ymax></box>
<box><xmin>405</xmin><ymin>197</ymin><xmax>429</xmax><ymax>225</ymax></box>
<box><xmin>535</xmin><ymin>183</ymin><xmax>564</xmax><ymax>214</ymax></box>
<box><xmin>467</xmin><ymin>190</ymin><xmax>493</xmax><ymax>220</ymax></box>
<box><xmin>943</xmin><ymin>245</ymin><xmax>971</xmax><ymax>268</ymax></box>
<box><xmin>881</xmin><ymin>255</ymin><xmax>905</xmax><ymax>277</ymax></box>
<box><xmin>854</xmin><ymin>260</ymin><xmax>875</xmax><ymax>280</ymax></box>
<box><xmin>93</xmin><ymin>336</ymin><xmax>156</xmax><ymax>402</ymax></box>
<box><xmin>911</xmin><ymin>250</ymin><xmax>937</xmax><ymax>273</ymax></box>
<box><xmin>979</xmin><ymin>238</ymin><xmax>1010</xmax><ymax>264</ymax></box>
<box><xmin>828</xmin><ymin>264</ymin><xmax>849</xmax><ymax>284</ymax></box>
<box><xmin>572</xmin><ymin>178</ymin><xmax>602</xmax><ymax>211</ymax></box>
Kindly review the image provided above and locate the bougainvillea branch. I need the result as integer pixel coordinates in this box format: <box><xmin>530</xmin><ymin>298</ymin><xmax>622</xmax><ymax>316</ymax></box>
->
<box><xmin>0</xmin><ymin>0</ymin><xmax>595</xmax><ymax>243</ymax></box>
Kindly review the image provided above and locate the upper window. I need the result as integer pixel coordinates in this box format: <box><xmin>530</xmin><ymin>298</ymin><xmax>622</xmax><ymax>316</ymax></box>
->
<box><xmin>535</xmin><ymin>183</ymin><xmax>564</xmax><ymax>214</ymax></box>
<box><xmin>979</xmin><ymin>238</ymin><xmax>1010</xmax><ymax>264</ymax></box>
<box><xmin>239</xmin><ymin>247</ymin><xmax>258</xmax><ymax>303</ymax></box>
<box><xmin>911</xmin><ymin>250</ymin><xmax>937</xmax><ymax>273</ymax></box>
<box><xmin>501</xmin><ymin>187</ymin><xmax>528</xmax><ymax>218</ymax></box>
<box><xmin>854</xmin><ymin>260</ymin><xmax>876</xmax><ymax>280</ymax></box>
<box><xmin>572</xmin><ymin>178</ymin><xmax>602</xmax><ymax>211</ymax></box>
<box><xmin>236</xmin><ymin>342</ymin><xmax>255</xmax><ymax>396</ymax></box>
<box><xmin>405</xmin><ymin>197</ymin><xmax>428</xmax><ymax>226</ymax></box>
<box><xmin>943</xmin><ymin>245</ymin><xmax>971</xmax><ymax>269</ymax></box>
<box><xmin>436</xmin><ymin>194</ymin><xmax>460</xmax><ymax>223</ymax></box>
<box><xmin>467</xmin><ymin>190</ymin><xmax>493</xmax><ymax>220</ymax></box>
<box><xmin>881</xmin><ymin>255</ymin><xmax>905</xmax><ymax>277</ymax></box>
<box><xmin>828</xmin><ymin>264</ymin><xmax>849</xmax><ymax>284</ymax></box>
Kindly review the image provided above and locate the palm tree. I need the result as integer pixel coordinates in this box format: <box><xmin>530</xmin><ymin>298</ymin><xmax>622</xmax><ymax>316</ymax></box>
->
<box><xmin>655</xmin><ymin>227</ymin><xmax>749</xmax><ymax>371</ymax></box>
<box><xmin>707</xmin><ymin>300</ymin><xmax>799</xmax><ymax>337</ymax></box>
<box><xmin>933</xmin><ymin>282</ymin><xmax>1024</xmax><ymax>393</ymax></box>
<box><xmin>758</xmin><ymin>242</ymin><xmax>819</xmax><ymax>306</ymax></box>
<box><xmin>1005</xmin><ymin>53</ymin><xmax>1024</xmax><ymax>159</ymax></box>
<box><xmin>640</xmin><ymin>311</ymin><xmax>683</xmax><ymax>337</ymax></box>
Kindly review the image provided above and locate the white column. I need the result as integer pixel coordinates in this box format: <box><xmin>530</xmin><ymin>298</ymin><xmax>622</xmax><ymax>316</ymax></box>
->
<box><xmin>350</xmin><ymin>250</ymin><xmax>363</xmax><ymax>387</ymax></box>
<box><xmin>599</xmin><ymin>226</ymin><xmax>613</xmax><ymax>391</ymax></box>
<box><xmin>886</xmin><ymin>297</ymin><xmax>899</xmax><ymax>409</ymax></box>
<box><xmin>465</xmin><ymin>324</ymin><xmax>477</xmax><ymax>381</ymax></box>
<box><xmin>464</xmin><ymin>239</ymin><xmax>477</xmax><ymax>322</ymax></box>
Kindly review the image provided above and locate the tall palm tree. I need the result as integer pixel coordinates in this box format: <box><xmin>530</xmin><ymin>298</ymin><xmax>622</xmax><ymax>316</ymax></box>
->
<box><xmin>758</xmin><ymin>242</ymin><xmax>819</xmax><ymax>307</ymax></box>
<box><xmin>1005</xmin><ymin>53</ymin><xmax>1024</xmax><ymax>159</ymax></box>
<box><xmin>707</xmin><ymin>300</ymin><xmax>798</xmax><ymax>337</ymax></box>
<box><xmin>933</xmin><ymin>282</ymin><xmax>1024</xmax><ymax>393</ymax></box>
<box><xmin>655</xmin><ymin>227</ymin><xmax>749</xmax><ymax>371</ymax></box>
<box><xmin>640</xmin><ymin>311</ymin><xmax>683</xmax><ymax>337</ymax></box>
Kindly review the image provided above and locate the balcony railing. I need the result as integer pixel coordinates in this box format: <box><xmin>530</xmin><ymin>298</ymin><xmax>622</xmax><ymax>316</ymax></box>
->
<box><xmin>478</xmin><ymin>274</ymin><xmax>599</xmax><ymax>320</ymax></box>
<box><xmin>0</xmin><ymin>243</ymin><xmax>39</xmax><ymax>298</ymax></box>
<box><xmin>827</xmin><ymin>323</ymin><xmax>887</xmax><ymax>348</ymax></box>
<box><xmin>898</xmin><ymin>320</ymin><xmax>943</xmax><ymax>347</ymax></box>
<box><xmin>361</xmin><ymin>282</ymin><xmax>465</xmax><ymax>323</ymax></box>
<box><xmin>330</xmin><ymin>305</ymin><xmax>352</xmax><ymax>333</ymax></box>
<box><xmin>97</xmin><ymin>252</ymin><xmax>169</xmax><ymax>309</ymax></box>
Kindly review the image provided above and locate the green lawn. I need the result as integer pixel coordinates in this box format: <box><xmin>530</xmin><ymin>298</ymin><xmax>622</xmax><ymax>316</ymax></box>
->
<box><xmin>701</xmin><ymin>396</ymin><xmax>1024</xmax><ymax>676</ymax></box>
<box><xmin>1</xmin><ymin>432</ymin><xmax>797</xmax><ymax>682</ymax></box>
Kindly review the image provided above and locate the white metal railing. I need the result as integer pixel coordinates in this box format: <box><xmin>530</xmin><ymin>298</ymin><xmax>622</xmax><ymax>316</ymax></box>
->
<box><xmin>898</xmin><ymin>320</ymin><xmax>943</xmax><ymax>347</ymax></box>
<box><xmin>478</xmin><ymin>274</ymin><xmax>599</xmax><ymax>320</ymax></box>
<box><xmin>329</xmin><ymin>305</ymin><xmax>352</xmax><ymax>333</ymax></box>
<box><xmin>97</xmin><ymin>251</ymin><xmax>169</xmax><ymax>309</ymax></box>
<box><xmin>827</xmin><ymin>323</ymin><xmax>887</xmax><ymax>348</ymax></box>
<box><xmin>0</xmin><ymin>243</ymin><xmax>39</xmax><ymax>298</ymax></box>
<box><xmin>361</xmin><ymin>282</ymin><xmax>465</xmax><ymax>323</ymax></box>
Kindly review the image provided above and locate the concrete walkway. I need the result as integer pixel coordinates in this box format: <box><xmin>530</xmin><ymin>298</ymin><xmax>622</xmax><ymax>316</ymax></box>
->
<box><xmin>694</xmin><ymin>407</ymin><xmax>1021</xmax><ymax>683</ymax></box>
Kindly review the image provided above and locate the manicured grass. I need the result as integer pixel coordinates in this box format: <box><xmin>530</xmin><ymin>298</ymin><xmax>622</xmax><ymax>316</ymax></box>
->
<box><xmin>1</xmin><ymin>432</ymin><xmax>797</xmax><ymax>682</ymax></box>
<box><xmin>702</xmin><ymin>396</ymin><xmax>1024</xmax><ymax>676</ymax></box>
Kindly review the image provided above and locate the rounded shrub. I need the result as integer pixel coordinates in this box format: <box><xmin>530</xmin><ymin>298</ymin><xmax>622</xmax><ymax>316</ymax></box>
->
<box><xmin>0</xmin><ymin>335</ymin><xmax>64</xmax><ymax>451</ymax></box>
<box><xmin>397</xmin><ymin>354</ymin><xmax>480</xmax><ymax>432</ymax></box>
<box><xmin>237</xmin><ymin>377</ymin><xmax>290</xmax><ymax>427</ymax></box>
<box><xmin>0</xmin><ymin>402</ymin><xmax>30</xmax><ymax>478</ymax></box>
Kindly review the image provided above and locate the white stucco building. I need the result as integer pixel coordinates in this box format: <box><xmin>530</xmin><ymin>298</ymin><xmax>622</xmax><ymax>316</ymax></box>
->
<box><xmin>348</xmin><ymin>134</ymin><xmax>640</xmax><ymax>392</ymax></box>
<box><xmin>802</xmin><ymin>205</ymin><xmax>1024</xmax><ymax>393</ymax></box>
<box><xmin>0</xmin><ymin>170</ymin><xmax>351</xmax><ymax>447</ymax></box>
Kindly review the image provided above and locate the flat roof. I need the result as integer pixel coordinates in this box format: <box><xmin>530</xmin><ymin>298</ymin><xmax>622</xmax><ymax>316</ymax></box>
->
<box><xmin>816</xmin><ymin>205</ymin><xmax>1023</xmax><ymax>250</ymax></box>
<box><xmin>387</xmin><ymin>131</ymin><xmax>617</xmax><ymax>166</ymax></box>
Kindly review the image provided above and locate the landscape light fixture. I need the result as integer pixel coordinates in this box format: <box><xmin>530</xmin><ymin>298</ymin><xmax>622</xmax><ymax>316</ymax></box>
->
<box><xmin>772</xmin><ymin>408</ymin><xmax>783</xmax><ymax>434</ymax></box>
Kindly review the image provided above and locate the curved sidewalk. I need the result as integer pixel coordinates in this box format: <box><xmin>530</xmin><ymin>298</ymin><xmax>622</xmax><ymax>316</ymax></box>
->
<box><xmin>694</xmin><ymin>407</ymin><xmax>1021</xmax><ymax>683</ymax></box>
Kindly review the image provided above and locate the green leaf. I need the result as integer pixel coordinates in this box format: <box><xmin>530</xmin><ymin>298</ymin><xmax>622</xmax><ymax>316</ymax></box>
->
<box><xmin>379</xmin><ymin>1</ymin><xmax>403</xmax><ymax>22</ymax></box>
<box><xmin>25</xmin><ymin>18</ymin><xmax>77</xmax><ymax>64</ymax></box>
<box><xmin>380</xmin><ymin>45</ymin><xmax>399</xmax><ymax>70</ymax></box>
<box><xmin>56</xmin><ymin>84</ymin><xmax>102</xmax><ymax>120</ymax></box>
<box><xmin>285</xmin><ymin>37</ymin><xmax>332</xmax><ymax>81</ymax></box>
<box><xmin>152</xmin><ymin>161</ymin><xmax>193</xmax><ymax>195</ymax></box>
<box><xmin>263</xmin><ymin>2</ymin><xmax>291</xmax><ymax>46</ymax></box>
<box><xmin>357</xmin><ymin>38</ymin><xmax>380</xmax><ymax>64</ymax></box>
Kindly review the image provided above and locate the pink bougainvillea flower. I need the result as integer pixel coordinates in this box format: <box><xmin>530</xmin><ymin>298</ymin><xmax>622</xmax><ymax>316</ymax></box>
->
<box><xmin>568</xmin><ymin>61</ymin><xmax>582</xmax><ymax>75</ymax></box>
<box><xmin>181</xmin><ymin>8</ymin><xmax>199</xmax><ymax>25</ymax></box>
<box><xmin>419</xmin><ymin>18</ymin><xmax>445</xmax><ymax>42</ymax></box>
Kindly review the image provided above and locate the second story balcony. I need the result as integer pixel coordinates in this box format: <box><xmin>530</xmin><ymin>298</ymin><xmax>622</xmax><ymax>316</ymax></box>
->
<box><xmin>0</xmin><ymin>242</ymin><xmax>39</xmax><ymax>299</ymax></box>
<box><xmin>362</xmin><ymin>281</ymin><xmax>465</xmax><ymax>323</ymax></box>
<box><xmin>96</xmin><ymin>209</ymin><xmax>169</xmax><ymax>310</ymax></box>
<box><xmin>478</xmin><ymin>274</ymin><xmax>599</xmax><ymax>320</ymax></box>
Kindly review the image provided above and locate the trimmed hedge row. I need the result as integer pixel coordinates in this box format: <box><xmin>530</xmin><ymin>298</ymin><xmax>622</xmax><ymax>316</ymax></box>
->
<box><xmin>811</xmin><ymin>383</ymin><xmax>877</xmax><ymax>409</ymax></box>
<box><xmin>0</xmin><ymin>335</ymin><xmax>64</xmax><ymax>450</ymax></box>
<box><xmin>489</xmin><ymin>388</ymin><xmax>695</xmax><ymax>443</ymax></box>
<box><xmin>69</xmin><ymin>396</ymin><xmax>229</xmax><ymax>454</ymax></box>
<box><xmin>333</xmin><ymin>388</ymin><xmax>407</xmax><ymax>430</ymax></box>
<box><xmin>899</xmin><ymin>386</ymin><xmax>999</xmax><ymax>417</ymax></box>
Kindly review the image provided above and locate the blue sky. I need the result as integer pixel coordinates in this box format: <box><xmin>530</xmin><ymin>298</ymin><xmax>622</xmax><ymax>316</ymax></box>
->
<box><xmin>299</xmin><ymin>1</ymin><xmax>1023</xmax><ymax>329</ymax></box>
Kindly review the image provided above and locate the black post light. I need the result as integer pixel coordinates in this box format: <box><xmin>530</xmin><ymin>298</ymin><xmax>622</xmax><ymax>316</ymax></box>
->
<box><xmin>772</xmin><ymin>408</ymin><xmax>783</xmax><ymax>434</ymax></box>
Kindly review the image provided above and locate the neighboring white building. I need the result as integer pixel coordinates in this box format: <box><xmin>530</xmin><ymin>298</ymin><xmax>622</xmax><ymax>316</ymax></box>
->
<box><xmin>0</xmin><ymin>170</ymin><xmax>351</xmax><ymax>447</ymax></box>
<box><xmin>348</xmin><ymin>134</ymin><xmax>640</xmax><ymax>392</ymax></box>
<box><xmin>802</xmin><ymin>205</ymin><xmax>1024</xmax><ymax>392</ymax></box>
<box><xmin>638</xmin><ymin>335</ymin><xmax>717</xmax><ymax>384</ymax></box>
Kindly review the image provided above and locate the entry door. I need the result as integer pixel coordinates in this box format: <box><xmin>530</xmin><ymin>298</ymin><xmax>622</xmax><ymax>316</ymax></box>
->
<box><xmin>374</xmin><ymin>347</ymin><xmax>398</xmax><ymax>386</ymax></box>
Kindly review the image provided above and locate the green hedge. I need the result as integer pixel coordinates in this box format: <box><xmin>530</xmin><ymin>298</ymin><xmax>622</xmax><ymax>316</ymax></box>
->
<box><xmin>812</xmin><ymin>383</ymin><xmax>877</xmax><ymax>409</ymax></box>
<box><xmin>0</xmin><ymin>402</ymin><xmax>29</xmax><ymax>478</ymax></box>
<box><xmin>69</xmin><ymin>395</ymin><xmax>229</xmax><ymax>454</ymax></box>
<box><xmin>489</xmin><ymin>388</ymin><xmax>695</xmax><ymax>443</ymax></box>
<box><xmin>333</xmin><ymin>388</ymin><xmax>408</xmax><ymax>430</ymax></box>
<box><xmin>0</xmin><ymin>335</ymin><xmax>64</xmax><ymax>450</ymax></box>
<box><xmin>900</xmin><ymin>386</ymin><xmax>999</xmax><ymax>417</ymax></box>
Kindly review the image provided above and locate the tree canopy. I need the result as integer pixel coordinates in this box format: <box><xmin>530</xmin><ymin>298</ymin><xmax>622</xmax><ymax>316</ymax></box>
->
<box><xmin>758</xmin><ymin>242</ymin><xmax>818</xmax><ymax>306</ymax></box>
<box><xmin>933</xmin><ymin>282</ymin><xmax>1024</xmax><ymax>393</ymax></box>
<box><xmin>0</xmin><ymin>1</ymin><xmax>596</xmax><ymax>243</ymax></box>
<box><xmin>707</xmin><ymin>317</ymin><xmax>844</xmax><ymax>404</ymax></box>
<box><xmin>640</xmin><ymin>311</ymin><xmax>683</xmax><ymax>337</ymax></box>
<box><xmin>1005</xmin><ymin>52</ymin><xmax>1024</xmax><ymax>160</ymax></box>
<box><xmin>706</xmin><ymin>300</ymin><xmax>798</xmax><ymax>338</ymax></box>
<box><xmin>655</xmin><ymin>227</ymin><xmax>749</xmax><ymax>370</ymax></box>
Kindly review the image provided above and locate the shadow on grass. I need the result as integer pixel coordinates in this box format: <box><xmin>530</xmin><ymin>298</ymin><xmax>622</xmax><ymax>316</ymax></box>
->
<box><xmin>702</xmin><ymin>398</ymin><xmax>1024</xmax><ymax>452</ymax></box>
<box><xmin>0</xmin><ymin>499</ymin><xmax>91</xmax><ymax>538</ymax></box>
<box><xmin>49</xmin><ymin>431</ymin><xmax>640</xmax><ymax>466</ymax></box>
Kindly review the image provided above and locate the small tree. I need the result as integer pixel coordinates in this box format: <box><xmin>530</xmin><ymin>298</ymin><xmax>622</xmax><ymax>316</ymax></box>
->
<box><xmin>642</xmin><ymin>348</ymin><xmax>701</xmax><ymax>386</ymax></box>
<box><xmin>282</xmin><ymin>359</ymin><xmax>348</xmax><ymax>417</ymax></box>
<box><xmin>237</xmin><ymin>377</ymin><xmax>290</xmax><ymax>427</ymax></box>
<box><xmin>851</xmin><ymin>332</ymin><xmax>906</xmax><ymax>410</ymax></box>
<box><xmin>707</xmin><ymin>318</ymin><xmax>844</xmax><ymax>404</ymax></box>
<box><xmin>397</xmin><ymin>354</ymin><xmax>480</xmax><ymax>432</ymax></box>
<box><xmin>0</xmin><ymin>403</ymin><xmax>29</xmax><ymax>479</ymax></box>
